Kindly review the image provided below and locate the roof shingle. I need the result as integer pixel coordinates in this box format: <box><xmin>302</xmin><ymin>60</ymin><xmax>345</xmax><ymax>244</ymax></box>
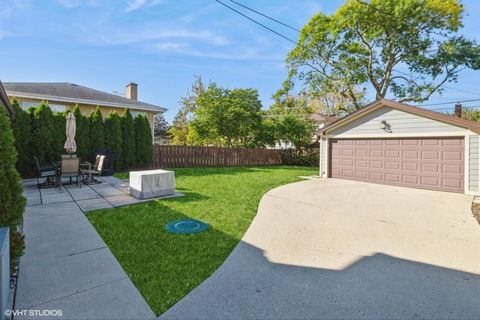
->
<box><xmin>4</xmin><ymin>82</ymin><xmax>166</xmax><ymax>113</ymax></box>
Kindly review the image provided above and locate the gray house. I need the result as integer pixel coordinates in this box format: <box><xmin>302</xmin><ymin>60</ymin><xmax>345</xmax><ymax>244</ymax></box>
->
<box><xmin>317</xmin><ymin>99</ymin><xmax>480</xmax><ymax>194</ymax></box>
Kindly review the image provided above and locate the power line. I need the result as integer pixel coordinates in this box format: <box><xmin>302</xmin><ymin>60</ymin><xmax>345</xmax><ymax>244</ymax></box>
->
<box><xmin>227</xmin><ymin>0</ymin><xmax>301</xmax><ymax>32</ymax></box>
<box><xmin>416</xmin><ymin>98</ymin><xmax>480</xmax><ymax>107</ymax></box>
<box><xmin>215</xmin><ymin>0</ymin><xmax>298</xmax><ymax>46</ymax></box>
<box><xmin>217</xmin><ymin>0</ymin><xmax>479</xmax><ymax>102</ymax></box>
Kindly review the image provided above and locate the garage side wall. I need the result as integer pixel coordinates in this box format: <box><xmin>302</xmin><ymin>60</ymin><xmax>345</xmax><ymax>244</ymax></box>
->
<box><xmin>319</xmin><ymin>137</ymin><xmax>328</xmax><ymax>178</ymax></box>
<box><xmin>469</xmin><ymin>135</ymin><xmax>479</xmax><ymax>192</ymax></box>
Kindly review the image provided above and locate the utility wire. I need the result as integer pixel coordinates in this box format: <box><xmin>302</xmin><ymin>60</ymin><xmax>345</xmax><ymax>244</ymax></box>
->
<box><xmin>417</xmin><ymin>98</ymin><xmax>480</xmax><ymax>107</ymax></box>
<box><xmin>215</xmin><ymin>0</ymin><xmax>298</xmax><ymax>46</ymax></box>
<box><xmin>227</xmin><ymin>0</ymin><xmax>301</xmax><ymax>32</ymax></box>
<box><xmin>217</xmin><ymin>0</ymin><xmax>480</xmax><ymax>103</ymax></box>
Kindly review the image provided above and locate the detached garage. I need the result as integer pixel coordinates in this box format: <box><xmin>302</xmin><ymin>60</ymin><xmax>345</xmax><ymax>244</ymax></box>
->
<box><xmin>317</xmin><ymin>99</ymin><xmax>480</xmax><ymax>194</ymax></box>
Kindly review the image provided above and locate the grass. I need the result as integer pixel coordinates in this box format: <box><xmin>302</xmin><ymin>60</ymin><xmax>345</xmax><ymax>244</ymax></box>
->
<box><xmin>87</xmin><ymin>166</ymin><xmax>317</xmax><ymax>315</ymax></box>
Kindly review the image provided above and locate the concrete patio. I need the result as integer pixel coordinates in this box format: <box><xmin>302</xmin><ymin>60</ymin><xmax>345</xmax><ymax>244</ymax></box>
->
<box><xmin>22</xmin><ymin>176</ymin><xmax>182</xmax><ymax>212</ymax></box>
<box><xmin>16</xmin><ymin>176</ymin><xmax>181</xmax><ymax>320</ymax></box>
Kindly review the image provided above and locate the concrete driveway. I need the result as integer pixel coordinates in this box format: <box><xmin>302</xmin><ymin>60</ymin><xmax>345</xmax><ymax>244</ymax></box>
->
<box><xmin>161</xmin><ymin>178</ymin><xmax>480</xmax><ymax>319</ymax></box>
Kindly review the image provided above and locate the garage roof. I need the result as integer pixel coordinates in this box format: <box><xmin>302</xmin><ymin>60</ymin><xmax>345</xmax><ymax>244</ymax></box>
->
<box><xmin>317</xmin><ymin>99</ymin><xmax>480</xmax><ymax>135</ymax></box>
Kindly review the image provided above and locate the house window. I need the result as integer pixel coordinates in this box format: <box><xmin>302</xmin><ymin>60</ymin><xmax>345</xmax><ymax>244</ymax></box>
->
<box><xmin>20</xmin><ymin>101</ymin><xmax>67</xmax><ymax>112</ymax></box>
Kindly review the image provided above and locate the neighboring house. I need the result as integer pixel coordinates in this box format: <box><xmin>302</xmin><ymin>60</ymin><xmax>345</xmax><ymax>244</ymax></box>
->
<box><xmin>317</xmin><ymin>98</ymin><xmax>480</xmax><ymax>194</ymax></box>
<box><xmin>4</xmin><ymin>82</ymin><xmax>166</xmax><ymax>131</ymax></box>
<box><xmin>310</xmin><ymin>112</ymin><xmax>338</xmax><ymax>129</ymax></box>
<box><xmin>0</xmin><ymin>81</ymin><xmax>14</xmax><ymax>118</ymax></box>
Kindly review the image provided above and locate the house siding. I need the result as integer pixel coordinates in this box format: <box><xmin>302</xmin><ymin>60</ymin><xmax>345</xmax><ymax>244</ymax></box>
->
<box><xmin>469</xmin><ymin>135</ymin><xmax>479</xmax><ymax>192</ymax></box>
<box><xmin>330</xmin><ymin>107</ymin><xmax>467</xmax><ymax>137</ymax></box>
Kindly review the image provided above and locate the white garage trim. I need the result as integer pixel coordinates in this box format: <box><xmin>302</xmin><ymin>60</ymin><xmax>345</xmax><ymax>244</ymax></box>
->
<box><xmin>317</xmin><ymin>99</ymin><xmax>480</xmax><ymax>195</ymax></box>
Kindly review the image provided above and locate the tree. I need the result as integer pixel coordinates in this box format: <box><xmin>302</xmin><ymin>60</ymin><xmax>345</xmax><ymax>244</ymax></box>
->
<box><xmin>88</xmin><ymin>106</ymin><xmax>105</xmax><ymax>157</ymax></box>
<box><xmin>285</xmin><ymin>0</ymin><xmax>480</xmax><ymax>108</ymax></box>
<box><xmin>135</xmin><ymin>115</ymin><xmax>152</xmax><ymax>167</ymax></box>
<box><xmin>73</xmin><ymin>106</ymin><xmax>90</xmax><ymax>160</ymax></box>
<box><xmin>153</xmin><ymin>113</ymin><xmax>169</xmax><ymax>144</ymax></box>
<box><xmin>460</xmin><ymin>107</ymin><xmax>480</xmax><ymax>122</ymax></box>
<box><xmin>104</xmin><ymin>111</ymin><xmax>123</xmax><ymax>170</ymax></box>
<box><xmin>168</xmin><ymin>76</ymin><xmax>206</xmax><ymax>145</ymax></box>
<box><xmin>0</xmin><ymin>107</ymin><xmax>26</xmax><ymax>269</ymax></box>
<box><xmin>265</xmin><ymin>95</ymin><xmax>316</xmax><ymax>148</ymax></box>
<box><xmin>190</xmin><ymin>84</ymin><xmax>264</xmax><ymax>147</ymax></box>
<box><xmin>10</xmin><ymin>99</ymin><xmax>34</xmax><ymax>177</ymax></box>
<box><xmin>31</xmin><ymin>102</ymin><xmax>56</xmax><ymax>163</ymax></box>
<box><xmin>53</xmin><ymin>111</ymin><xmax>66</xmax><ymax>157</ymax></box>
<box><xmin>121</xmin><ymin>109</ymin><xmax>136</xmax><ymax>169</ymax></box>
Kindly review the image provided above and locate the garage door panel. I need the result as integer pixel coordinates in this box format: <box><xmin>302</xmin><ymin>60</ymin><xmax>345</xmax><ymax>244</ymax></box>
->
<box><xmin>330</xmin><ymin>138</ymin><xmax>464</xmax><ymax>193</ymax></box>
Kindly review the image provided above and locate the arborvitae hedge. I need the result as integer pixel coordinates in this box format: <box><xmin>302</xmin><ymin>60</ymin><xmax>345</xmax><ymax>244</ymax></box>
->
<box><xmin>88</xmin><ymin>106</ymin><xmax>105</xmax><ymax>159</ymax></box>
<box><xmin>0</xmin><ymin>107</ymin><xmax>26</xmax><ymax>270</ymax></box>
<box><xmin>73</xmin><ymin>106</ymin><xmax>90</xmax><ymax>161</ymax></box>
<box><xmin>121</xmin><ymin>109</ymin><xmax>136</xmax><ymax>169</ymax></box>
<box><xmin>11</xmin><ymin>103</ymin><xmax>153</xmax><ymax>177</ymax></box>
<box><xmin>31</xmin><ymin>103</ymin><xmax>56</xmax><ymax>163</ymax></box>
<box><xmin>10</xmin><ymin>99</ymin><xmax>34</xmax><ymax>177</ymax></box>
<box><xmin>104</xmin><ymin>112</ymin><xmax>123</xmax><ymax>170</ymax></box>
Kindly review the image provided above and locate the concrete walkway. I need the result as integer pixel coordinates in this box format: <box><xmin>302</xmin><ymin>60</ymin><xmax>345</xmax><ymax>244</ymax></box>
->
<box><xmin>16</xmin><ymin>177</ymin><xmax>157</xmax><ymax>319</ymax></box>
<box><xmin>161</xmin><ymin>179</ymin><xmax>480</xmax><ymax>319</ymax></box>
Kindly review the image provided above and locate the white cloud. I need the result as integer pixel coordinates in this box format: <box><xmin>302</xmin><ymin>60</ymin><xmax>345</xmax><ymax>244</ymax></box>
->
<box><xmin>89</xmin><ymin>27</ymin><xmax>230</xmax><ymax>47</ymax></box>
<box><xmin>155</xmin><ymin>42</ymin><xmax>190</xmax><ymax>50</ymax></box>
<box><xmin>125</xmin><ymin>0</ymin><xmax>165</xmax><ymax>13</ymax></box>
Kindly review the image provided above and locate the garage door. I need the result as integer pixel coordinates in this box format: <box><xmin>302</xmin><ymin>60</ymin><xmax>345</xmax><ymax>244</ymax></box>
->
<box><xmin>330</xmin><ymin>138</ymin><xmax>464</xmax><ymax>192</ymax></box>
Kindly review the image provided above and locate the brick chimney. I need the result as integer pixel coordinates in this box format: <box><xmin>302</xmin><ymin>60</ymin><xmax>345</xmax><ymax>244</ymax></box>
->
<box><xmin>454</xmin><ymin>103</ymin><xmax>462</xmax><ymax>117</ymax></box>
<box><xmin>125</xmin><ymin>82</ymin><xmax>138</xmax><ymax>100</ymax></box>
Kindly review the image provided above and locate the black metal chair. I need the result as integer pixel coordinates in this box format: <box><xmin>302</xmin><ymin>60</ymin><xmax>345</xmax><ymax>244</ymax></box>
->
<box><xmin>33</xmin><ymin>156</ymin><xmax>57</xmax><ymax>188</ymax></box>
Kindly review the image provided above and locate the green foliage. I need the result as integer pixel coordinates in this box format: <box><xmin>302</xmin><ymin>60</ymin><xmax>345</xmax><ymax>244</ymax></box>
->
<box><xmin>264</xmin><ymin>95</ymin><xmax>316</xmax><ymax>148</ymax></box>
<box><xmin>10</xmin><ymin>102</ymin><xmax>153</xmax><ymax>176</ymax></box>
<box><xmin>104</xmin><ymin>112</ymin><xmax>123</xmax><ymax>170</ymax></box>
<box><xmin>31</xmin><ymin>102</ymin><xmax>56</xmax><ymax>163</ymax></box>
<box><xmin>286</xmin><ymin>0</ymin><xmax>480</xmax><ymax>108</ymax></box>
<box><xmin>10</xmin><ymin>100</ymin><xmax>34</xmax><ymax>177</ymax></box>
<box><xmin>53</xmin><ymin>112</ymin><xmax>66</xmax><ymax>157</ymax></box>
<box><xmin>88</xmin><ymin>106</ymin><xmax>105</xmax><ymax>157</ymax></box>
<box><xmin>153</xmin><ymin>113</ymin><xmax>169</xmax><ymax>144</ymax></box>
<box><xmin>190</xmin><ymin>84</ymin><xmax>264</xmax><ymax>147</ymax></box>
<box><xmin>0</xmin><ymin>108</ymin><xmax>26</xmax><ymax>270</ymax></box>
<box><xmin>461</xmin><ymin>108</ymin><xmax>480</xmax><ymax>122</ymax></box>
<box><xmin>135</xmin><ymin>115</ymin><xmax>152</xmax><ymax>168</ymax></box>
<box><xmin>73</xmin><ymin>106</ymin><xmax>90</xmax><ymax>160</ymax></box>
<box><xmin>121</xmin><ymin>109</ymin><xmax>136</xmax><ymax>169</ymax></box>
<box><xmin>169</xmin><ymin>76</ymin><xmax>206</xmax><ymax>145</ymax></box>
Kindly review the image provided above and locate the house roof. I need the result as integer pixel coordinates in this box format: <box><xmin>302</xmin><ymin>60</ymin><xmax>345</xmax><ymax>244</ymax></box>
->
<box><xmin>0</xmin><ymin>81</ymin><xmax>14</xmax><ymax>118</ymax></box>
<box><xmin>310</xmin><ymin>112</ymin><xmax>339</xmax><ymax>124</ymax></box>
<box><xmin>317</xmin><ymin>98</ymin><xmax>480</xmax><ymax>135</ymax></box>
<box><xmin>4</xmin><ymin>82</ymin><xmax>166</xmax><ymax>113</ymax></box>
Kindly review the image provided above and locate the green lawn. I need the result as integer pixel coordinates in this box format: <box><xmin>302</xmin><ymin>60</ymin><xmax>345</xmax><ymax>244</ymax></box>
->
<box><xmin>87</xmin><ymin>166</ymin><xmax>317</xmax><ymax>315</ymax></box>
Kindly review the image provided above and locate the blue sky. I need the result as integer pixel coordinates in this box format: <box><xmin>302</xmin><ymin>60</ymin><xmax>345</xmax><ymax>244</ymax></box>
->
<box><xmin>1</xmin><ymin>0</ymin><xmax>479</xmax><ymax>122</ymax></box>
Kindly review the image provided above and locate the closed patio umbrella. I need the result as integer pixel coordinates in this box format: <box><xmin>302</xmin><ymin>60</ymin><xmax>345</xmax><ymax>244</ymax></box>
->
<box><xmin>64</xmin><ymin>112</ymin><xmax>77</xmax><ymax>153</ymax></box>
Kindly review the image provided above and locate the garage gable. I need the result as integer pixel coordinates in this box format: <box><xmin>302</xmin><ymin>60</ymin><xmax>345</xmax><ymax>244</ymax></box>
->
<box><xmin>318</xmin><ymin>99</ymin><xmax>480</xmax><ymax>137</ymax></box>
<box><xmin>330</xmin><ymin>106</ymin><xmax>468</xmax><ymax>137</ymax></box>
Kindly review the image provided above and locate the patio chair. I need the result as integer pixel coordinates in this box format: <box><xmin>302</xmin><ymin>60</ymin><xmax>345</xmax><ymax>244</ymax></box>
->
<box><xmin>33</xmin><ymin>156</ymin><xmax>58</xmax><ymax>188</ymax></box>
<box><xmin>81</xmin><ymin>155</ymin><xmax>106</xmax><ymax>185</ymax></box>
<box><xmin>58</xmin><ymin>157</ymin><xmax>81</xmax><ymax>190</ymax></box>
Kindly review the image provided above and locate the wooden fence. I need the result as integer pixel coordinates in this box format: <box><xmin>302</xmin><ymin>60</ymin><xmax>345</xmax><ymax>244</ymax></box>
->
<box><xmin>153</xmin><ymin>145</ymin><xmax>283</xmax><ymax>168</ymax></box>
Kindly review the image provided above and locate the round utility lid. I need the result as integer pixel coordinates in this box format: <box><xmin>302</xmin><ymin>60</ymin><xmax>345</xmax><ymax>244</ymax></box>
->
<box><xmin>165</xmin><ymin>219</ymin><xmax>208</xmax><ymax>234</ymax></box>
